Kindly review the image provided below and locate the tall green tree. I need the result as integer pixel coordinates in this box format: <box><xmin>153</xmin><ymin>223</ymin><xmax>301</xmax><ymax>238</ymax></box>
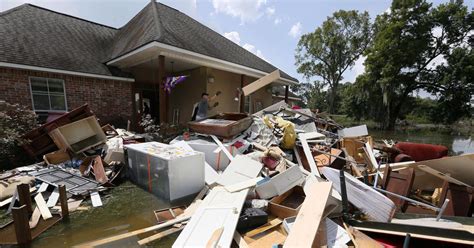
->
<box><xmin>295</xmin><ymin>10</ymin><xmax>371</xmax><ymax>114</ymax></box>
<box><xmin>356</xmin><ymin>0</ymin><xmax>473</xmax><ymax>129</ymax></box>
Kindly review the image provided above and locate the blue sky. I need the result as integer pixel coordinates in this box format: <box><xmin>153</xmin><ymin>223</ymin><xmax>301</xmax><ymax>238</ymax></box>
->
<box><xmin>1</xmin><ymin>0</ymin><xmax>471</xmax><ymax>86</ymax></box>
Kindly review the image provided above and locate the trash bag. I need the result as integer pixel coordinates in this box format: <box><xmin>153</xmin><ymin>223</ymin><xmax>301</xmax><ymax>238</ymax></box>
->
<box><xmin>263</xmin><ymin>116</ymin><xmax>296</xmax><ymax>149</ymax></box>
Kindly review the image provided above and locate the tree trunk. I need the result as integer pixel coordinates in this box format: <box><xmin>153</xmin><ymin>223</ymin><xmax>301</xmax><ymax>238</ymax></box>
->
<box><xmin>328</xmin><ymin>85</ymin><xmax>338</xmax><ymax>114</ymax></box>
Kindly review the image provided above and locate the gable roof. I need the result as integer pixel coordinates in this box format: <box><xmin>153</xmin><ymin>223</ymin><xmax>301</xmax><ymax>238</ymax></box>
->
<box><xmin>0</xmin><ymin>2</ymin><xmax>297</xmax><ymax>82</ymax></box>
<box><xmin>0</xmin><ymin>4</ymin><xmax>131</xmax><ymax>78</ymax></box>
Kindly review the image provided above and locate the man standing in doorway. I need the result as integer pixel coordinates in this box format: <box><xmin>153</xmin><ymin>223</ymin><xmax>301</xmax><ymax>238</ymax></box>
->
<box><xmin>192</xmin><ymin>91</ymin><xmax>221</xmax><ymax>121</ymax></box>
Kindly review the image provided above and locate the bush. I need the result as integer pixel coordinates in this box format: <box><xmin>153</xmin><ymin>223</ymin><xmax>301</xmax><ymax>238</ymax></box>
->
<box><xmin>0</xmin><ymin>101</ymin><xmax>38</xmax><ymax>167</ymax></box>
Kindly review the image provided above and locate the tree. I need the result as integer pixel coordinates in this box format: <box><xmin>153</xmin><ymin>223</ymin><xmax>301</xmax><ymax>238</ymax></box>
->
<box><xmin>295</xmin><ymin>10</ymin><xmax>371</xmax><ymax>114</ymax></box>
<box><xmin>356</xmin><ymin>0</ymin><xmax>473</xmax><ymax>129</ymax></box>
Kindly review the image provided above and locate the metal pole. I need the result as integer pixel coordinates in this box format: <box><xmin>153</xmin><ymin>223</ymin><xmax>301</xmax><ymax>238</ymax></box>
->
<box><xmin>403</xmin><ymin>233</ymin><xmax>411</xmax><ymax>248</ymax></box>
<box><xmin>340</xmin><ymin>170</ymin><xmax>350</xmax><ymax>222</ymax></box>
<box><xmin>375</xmin><ymin>187</ymin><xmax>440</xmax><ymax>212</ymax></box>
<box><xmin>436</xmin><ymin>199</ymin><xmax>450</xmax><ymax>221</ymax></box>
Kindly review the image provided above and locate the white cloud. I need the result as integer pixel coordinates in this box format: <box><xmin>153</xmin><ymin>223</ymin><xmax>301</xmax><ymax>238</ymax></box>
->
<box><xmin>243</xmin><ymin>43</ymin><xmax>266</xmax><ymax>60</ymax></box>
<box><xmin>265</xmin><ymin>6</ymin><xmax>275</xmax><ymax>16</ymax></box>
<box><xmin>274</xmin><ymin>18</ymin><xmax>281</xmax><ymax>25</ymax></box>
<box><xmin>288</xmin><ymin>22</ymin><xmax>302</xmax><ymax>38</ymax></box>
<box><xmin>224</xmin><ymin>31</ymin><xmax>241</xmax><ymax>45</ymax></box>
<box><xmin>342</xmin><ymin>55</ymin><xmax>366</xmax><ymax>83</ymax></box>
<box><xmin>211</xmin><ymin>0</ymin><xmax>267</xmax><ymax>23</ymax></box>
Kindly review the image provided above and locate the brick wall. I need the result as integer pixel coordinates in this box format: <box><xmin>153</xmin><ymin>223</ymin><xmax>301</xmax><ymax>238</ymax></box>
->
<box><xmin>0</xmin><ymin>67</ymin><xmax>133</xmax><ymax>126</ymax></box>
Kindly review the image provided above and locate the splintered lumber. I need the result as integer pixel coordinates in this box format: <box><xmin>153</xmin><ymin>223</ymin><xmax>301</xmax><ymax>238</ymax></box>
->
<box><xmin>242</xmin><ymin>70</ymin><xmax>280</xmax><ymax>96</ymax></box>
<box><xmin>216</xmin><ymin>155</ymin><xmax>263</xmax><ymax>186</ymax></box>
<box><xmin>210</xmin><ymin>135</ymin><xmax>234</xmax><ymax>161</ymax></box>
<box><xmin>284</xmin><ymin>181</ymin><xmax>332</xmax><ymax>248</ymax></box>
<box><xmin>173</xmin><ymin>187</ymin><xmax>248</xmax><ymax>248</ymax></box>
<box><xmin>34</xmin><ymin>193</ymin><xmax>52</xmax><ymax>220</ymax></box>
<box><xmin>137</xmin><ymin>226</ymin><xmax>185</xmax><ymax>245</ymax></box>
<box><xmin>322</xmin><ymin>167</ymin><xmax>396</xmax><ymax>222</ymax></box>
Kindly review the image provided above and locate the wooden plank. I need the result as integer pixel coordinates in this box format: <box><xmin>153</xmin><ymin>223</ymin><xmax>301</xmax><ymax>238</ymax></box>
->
<box><xmin>12</xmin><ymin>205</ymin><xmax>32</xmax><ymax>244</ymax></box>
<box><xmin>46</xmin><ymin>188</ymin><xmax>59</xmax><ymax>208</ymax></box>
<box><xmin>225</xmin><ymin>177</ymin><xmax>263</xmax><ymax>193</ymax></box>
<box><xmin>216</xmin><ymin>155</ymin><xmax>262</xmax><ymax>186</ymax></box>
<box><xmin>172</xmin><ymin>187</ymin><xmax>248</xmax><ymax>248</ymax></box>
<box><xmin>322</xmin><ymin>167</ymin><xmax>396</xmax><ymax>222</ymax></box>
<box><xmin>92</xmin><ymin>156</ymin><xmax>109</xmax><ymax>184</ymax></box>
<box><xmin>242</xmin><ymin>70</ymin><xmax>280</xmax><ymax>96</ymax></box>
<box><xmin>244</xmin><ymin>218</ymin><xmax>282</xmax><ymax>238</ymax></box>
<box><xmin>137</xmin><ymin>226</ymin><xmax>185</xmax><ymax>245</ymax></box>
<box><xmin>298</xmin><ymin>132</ymin><xmax>325</xmax><ymax>177</ymax></box>
<box><xmin>29</xmin><ymin>207</ymin><xmax>41</xmax><ymax>229</ymax></box>
<box><xmin>34</xmin><ymin>193</ymin><xmax>52</xmax><ymax>220</ymax></box>
<box><xmin>284</xmin><ymin>181</ymin><xmax>332</xmax><ymax>248</ymax></box>
<box><xmin>206</xmin><ymin>227</ymin><xmax>224</xmax><ymax>248</ymax></box>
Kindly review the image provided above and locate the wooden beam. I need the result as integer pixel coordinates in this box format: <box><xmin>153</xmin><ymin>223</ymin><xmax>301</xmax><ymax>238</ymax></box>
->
<box><xmin>242</xmin><ymin>70</ymin><xmax>280</xmax><ymax>96</ymax></box>
<box><xmin>12</xmin><ymin>205</ymin><xmax>32</xmax><ymax>245</ymax></box>
<box><xmin>17</xmin><ymin>184</ymin><xmax>32</xmax><ymax>214</ymax></box>
<box><xmin>34</xmin><ymin>193</ymin><xmax>52</xmax><ymax>220</ymax></box>
<box><xmin>158</xmin><ymin>55</ymin><xmax>167</xmax><ymax>123</ymax></box>
<box><xmin>240</xmin><ymin>74</ymin><xmax>246</xmax><ymax>112</ymax></box>
<box><xmin>59</xmin><ymin>185</ymin><xmax>69</xmax><ymax>218</ymax></box>
<box><xmin>284</xmin><ymin>181</ymin><xmax>332</xmax><ymax>248</ymax></box>
<box><xmin>137</xmin><ymin>226</ymin><xmax>184</xmax><ymax>245</ymax></box>
<box><xmin>284</xmin><ymin>85</ymin><xmax>289</xmax><ymax>103</ymax></box>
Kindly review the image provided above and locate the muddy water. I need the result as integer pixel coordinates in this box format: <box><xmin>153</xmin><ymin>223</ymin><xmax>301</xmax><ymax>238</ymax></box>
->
<box><xmin>31</xmin><ymin>181</ymin><xmax>180</xmax><ymax>248</ymax></box>
<box><xmin>21</xmin><ymin>130</ymin><xmax>474</xmax><ymax>247</ymax></box>
<box><xmin>370</xmin><ymin>129</ymin><xmax>474</xmax><ymax>155</ymax></box>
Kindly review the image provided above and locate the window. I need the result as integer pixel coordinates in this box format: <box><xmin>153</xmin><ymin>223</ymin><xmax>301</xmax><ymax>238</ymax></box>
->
<box><xmin>30</xmin><ymin>77</ymin><xmax>67</xmax><ymax>111</ymax></box>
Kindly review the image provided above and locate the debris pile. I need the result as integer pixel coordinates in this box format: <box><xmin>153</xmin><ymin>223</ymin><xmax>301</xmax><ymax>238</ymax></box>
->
<box><xmin>1</xmin><ymin>101</ymin><xmax>473</xmax><ymax>247</ymax></box>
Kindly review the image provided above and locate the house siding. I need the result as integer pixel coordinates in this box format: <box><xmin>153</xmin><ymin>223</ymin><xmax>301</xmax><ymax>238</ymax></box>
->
<box><xmin>0</xmin><ymin>67</ymin><xmax>133</xmax><ymax>126</ymax></box>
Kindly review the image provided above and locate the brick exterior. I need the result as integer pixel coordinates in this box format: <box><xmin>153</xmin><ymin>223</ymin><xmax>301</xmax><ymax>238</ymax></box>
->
<box><xmin>0</xmin><ymin>67</ymin><xmax>133</xmax><ymax>126</ymax></box>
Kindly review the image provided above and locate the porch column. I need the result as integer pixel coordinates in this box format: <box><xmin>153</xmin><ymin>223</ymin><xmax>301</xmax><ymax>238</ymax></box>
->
<box><xmin>158</xmin><ymin>55</ymin><xmax>167</xmax><ymax>123</ymax></box>
<box><xmin>284</xmin><ymin>85</ymin><xmax>289</xmax><ymax>103</ymax></box>
<box><xmin>240</xmin><ymin>74</ymin><xmax>245</xmax><ymax>112</ymax></box>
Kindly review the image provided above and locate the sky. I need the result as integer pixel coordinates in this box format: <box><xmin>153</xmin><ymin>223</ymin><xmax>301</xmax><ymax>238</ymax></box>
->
<box><xmin>0</xmin><ymin>0</ymin><xmax>471</xmax><ymax>88</ymax></box>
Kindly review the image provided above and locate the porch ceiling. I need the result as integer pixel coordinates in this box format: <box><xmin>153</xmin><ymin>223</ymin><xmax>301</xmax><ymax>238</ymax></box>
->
<box><xmin>107</xmin><ymin>41</ymin><xmax>297</xmax><ymax>85</ymax></box>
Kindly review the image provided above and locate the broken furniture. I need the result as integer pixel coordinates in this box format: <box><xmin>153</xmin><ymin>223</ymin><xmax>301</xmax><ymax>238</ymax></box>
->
<box><xmin>48</xmin><ymin>116</ymin><xmax>107</xmax><ymax>154</ymax></box>
<box><xmin>381</xmin><ymin>166</ymin><xmax>416</xmax><ymax>212</ymax></box>
<box><xmin>21</xmin><ymin>104</ymin><xmax>94</xmax><ymax>158</ymax></box>
<box><xmin>188</xmin><ymin>112</ymin><xmax>253</xmax><ymax>139</ymax></box>
<box><xmin>154</xmin><ymin>206</ymin><xmax>186</xmax><ymax>224</ymax></box>
<box><xmin>125</xmin><ymin>142</ymin><xmax>205</xmax><ymax>201</ymax></box>
<box><xmin>268</xmin><ymin>185</ymin><xmax>305</xmax><ymax>219</ymax></box>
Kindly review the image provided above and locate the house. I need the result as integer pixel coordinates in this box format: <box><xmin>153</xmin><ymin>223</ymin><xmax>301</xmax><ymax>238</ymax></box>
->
<box><xmin>0</xmin><ymin>1</ymin><xmax>298</xmax><ymax>128</ymax></box>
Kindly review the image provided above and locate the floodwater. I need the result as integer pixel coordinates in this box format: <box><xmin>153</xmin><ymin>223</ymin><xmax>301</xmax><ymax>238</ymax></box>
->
<box><xmin>31</xmin><ymin>181</ymin><xmax>180</xmax><ymax>248</ymax></box>
<box><xmin>370</xmin><ymin>129</ymin><xmax>474</xmax><ymax>155</ymax></box>
<box><xmin>14</xmin><ymin>130</ymin><xmax>474</xmax><ymax>248</ymax></box>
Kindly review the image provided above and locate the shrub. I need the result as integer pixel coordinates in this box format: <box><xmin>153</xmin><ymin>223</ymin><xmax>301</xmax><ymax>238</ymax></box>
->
<box><xmin>0</xmin><ymin>101</ymin><xmax>38</xmax><ymax>167</ymax></box>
